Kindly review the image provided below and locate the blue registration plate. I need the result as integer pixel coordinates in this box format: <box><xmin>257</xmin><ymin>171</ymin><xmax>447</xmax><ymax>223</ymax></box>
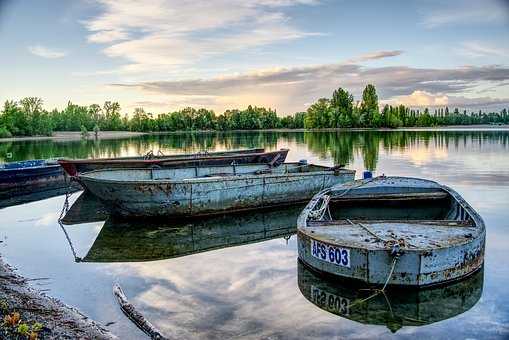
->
<box><xmin>311</xmin><ymin>239</ymin><xmax>350</xmax><ymax>268</ymax></box>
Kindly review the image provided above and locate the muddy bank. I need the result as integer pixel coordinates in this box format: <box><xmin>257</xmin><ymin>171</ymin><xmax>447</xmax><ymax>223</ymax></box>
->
<box><xmin>0</xmin><ymin>257</ymin><xmax>116</xmax><ymax>339</ymax></box>
<box><xmin>0</xmin><ymin>131</ymin><xmax>146</xmax><ymax>143</ymax></box>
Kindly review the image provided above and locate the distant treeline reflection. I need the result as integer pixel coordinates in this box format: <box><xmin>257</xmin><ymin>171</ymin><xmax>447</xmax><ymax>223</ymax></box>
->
<box><xmin>1</xmin><ymin>130</ymin><xmax>507</xmax><ymax>171</ymax></box>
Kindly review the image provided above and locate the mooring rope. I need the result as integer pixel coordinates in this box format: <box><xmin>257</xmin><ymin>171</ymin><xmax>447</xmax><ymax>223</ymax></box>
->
<box><xmin>308</xmin><ymin>195</ymin><xmax>331</xmax><ymax>221</ymax></box>
<box><xmin>57</xmin><ymin>191</ymin><xmax>81</xmax><ymax>262</ymax></box>
<box><xmin>381</xmin><ymin>255</ymin><xmax>399</xmax><ymax>292</ymax></box>
<box><xmin>346</xmin><ymin>219</ymin><xmax>389</xmax><ymax>242</ymax></box>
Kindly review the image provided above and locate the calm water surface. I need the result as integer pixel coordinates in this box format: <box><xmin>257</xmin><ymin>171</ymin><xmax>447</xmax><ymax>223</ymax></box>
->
<box><xmin>0</xmin><ymin>130</ymin><xmax>508</xmax><ymax>339</ymax></box>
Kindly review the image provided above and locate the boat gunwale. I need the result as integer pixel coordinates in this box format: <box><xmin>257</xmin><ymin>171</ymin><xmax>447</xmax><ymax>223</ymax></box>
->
<box><xmin>0</xmin><ymin>161</ymin><xmax>61</xmax><ymax>172</ymax></box>
<box><xmin>78</xmin><ymin>163</ymin><xmax>356</xmax><ymax>186</ymax></box>
<box><xmin>57</xmin><ymin>148</ymin><xmax>281</xmax><ymax>165</ymax></box>
<box><xmin>297</xmin><ymin>176</ymin><xmax>486</xmax><ymax>253</ymax></box>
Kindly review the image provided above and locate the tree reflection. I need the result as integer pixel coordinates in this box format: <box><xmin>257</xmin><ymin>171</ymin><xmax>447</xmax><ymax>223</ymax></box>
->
<box><xmin>1</xmin><ymin>131</ymin><xmax>508</xmax><ymax>171</ymax></box>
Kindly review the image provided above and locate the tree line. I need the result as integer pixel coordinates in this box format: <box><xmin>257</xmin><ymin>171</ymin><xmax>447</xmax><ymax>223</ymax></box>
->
<box><xmin>304</xmin><ymin>84</ymin><xmax>509</xmax><ymax>128</ymax></box>
<box><xmin>0</xmin><ymin>85</ymin><xmax>507</xmax><ymax>137</ymax></box>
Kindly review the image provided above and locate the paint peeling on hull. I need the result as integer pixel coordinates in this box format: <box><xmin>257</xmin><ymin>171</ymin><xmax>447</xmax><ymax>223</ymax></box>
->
<box><xmin>79</xmin><ymin>163</ymin><xmax>355</xmax><ymax>218</ymax></box>
<box><xmin>297</xmin><ymin>177</ymin><xmax>486</xmax><ymax>287</ymax></box>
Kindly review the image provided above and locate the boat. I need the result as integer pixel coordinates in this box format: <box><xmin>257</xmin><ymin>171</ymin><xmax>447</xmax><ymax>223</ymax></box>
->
<box><xmin>61</xmin><ymin>205</ymin><xmax>301</xmax><ymax>262</ymax></box>
<box><xmin>297</xmin><ymin>260</ymin><xmax>483</xmax><ymax>333</ymax></box>
<box><xmin>78</xmin><ymin>162</ymin><xmax>355</xmax><ymax>218</ymax></box>
<box><xmin>0</xmin><ymin>159</ymin><xmax>72</xmax><ymax>200</ymax></box>
<box><xmin>58</xmin><ymin>148</ymin><xmax>289</xmax><ymax>176</ymax></box>
<box><xmin>297</xmin><ymin>176</ymin><xmax>485</xmax><ymax>286</ymax></box>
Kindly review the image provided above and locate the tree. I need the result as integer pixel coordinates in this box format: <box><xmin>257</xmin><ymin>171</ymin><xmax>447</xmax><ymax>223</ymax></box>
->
<box><xmin>330</xmin><ymin>87</ymin><xmax>354</xmax><ymax>127</ymax></box>
<box><xmin>305</xmin><ymin>98</ymin><xmax>330</xmax><ymax>128</ymax></box>
<box><xmin>102</xmin><ymin>101</ymin><xmax>122</xmax><ymax>130</ymax></box>
<box><xmin>360</xmin><ymin>84</ymin><xmax>379</xmax><ymax>127</ymax></box>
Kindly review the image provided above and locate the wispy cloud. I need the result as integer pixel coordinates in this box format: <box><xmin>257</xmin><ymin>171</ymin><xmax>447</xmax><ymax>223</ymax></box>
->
<box><xmin>459</xmin><ymin>41</ymin><xmax>509</xmax><ymax>58</ymax></box>
<box><xmin>346</xmin><ymin>50</ymin><xmax>404</xmax><ymax>63</ymax></box>
<box><xmin>27</xmin><ymin>44</ymin><xmax>68</xmax><ymax>59</ymax></box>
<box><xmin>110</xmin><ymin>62</ymin><xmax>509</xmax><ymax>112</ymax></box>
<box><xmin>421</xmin><ymin>0</ymin><xmax>509</xmax><ymax>28</ymax></box>
<box><xmin>83</xmin><ymin>0</ymin><xmax>322</xmax><ymax>74</ymax></box>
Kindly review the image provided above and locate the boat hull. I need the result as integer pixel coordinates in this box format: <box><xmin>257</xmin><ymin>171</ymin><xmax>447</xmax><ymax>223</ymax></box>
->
<box><xmin>297</xmin><ymin>177</ymin><xmax>486</xmax><ymax>287</ymax></box>
<box><xmin>79</xmin><ymin>165</ymin><xmax>355</xmax><ymax>218</ymax></box>
<box><xmin>0</xmin><ymin>161</ymin><xmax>70</xmax><ymax>200</ymax></box>
<box><xmin>58</xmin><ymin>148</ymin><xmax>288</xmax><ymax>176</ymax></box>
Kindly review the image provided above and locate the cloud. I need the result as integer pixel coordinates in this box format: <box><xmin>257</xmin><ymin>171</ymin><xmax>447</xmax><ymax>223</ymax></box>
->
<box><xmin>83</xmin><ymin>0</ymin><xmax>321</xmax><ymax>73</ymax></box>
<box><xmin>459</xmin><ymin>41</ymin><xmax>509</xmax><ymax>58</ymax></box>
<box><xmin>384</xmin><ymin>90</ymin><xmax>509</xmax><ymax>108</ymax></box>
<box><xmin>110</xmin><ymin>62</ymin><xmax>509</xmax><ymax>112</ymax></box>
<box><xmin>27</xmin><ymin>45</ymin><xmax>68</xmax><ymax>59</ymax></box>
<box><xmin>347</xmin><ymin>50</ymin><xmax>404</xmax><ymax>63</ymax></box>
<box><xmin>421</xmin><ymin>0</ymin><xmax>509</xmax><ymax>28</ymax></box>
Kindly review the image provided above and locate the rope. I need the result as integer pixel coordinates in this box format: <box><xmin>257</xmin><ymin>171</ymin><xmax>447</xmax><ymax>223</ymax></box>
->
<box><xmin>308</xmin><ymin>195</ymin><xmax>331</xmax><ymax>221</ymax></box>
<box><xmin>57</xmin><ymin>191</ymin><xmax>81</xmax><ymax>262</ymax></box>
<box><xmin>346</xmin><ymin>219</ymin><xmax>389</xmax><ymax>242</ymax></box>
<box><xmin>381</xmin><ymin>255</ymin><xmax>399</xmax><ymax>292</ymax></box>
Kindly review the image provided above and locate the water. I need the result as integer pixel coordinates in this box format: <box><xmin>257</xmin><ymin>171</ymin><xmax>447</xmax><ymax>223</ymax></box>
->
<box><xmin>0</xmin><ymin>129</ymin><xmax>508</xmax><ymax>339</ymax></box>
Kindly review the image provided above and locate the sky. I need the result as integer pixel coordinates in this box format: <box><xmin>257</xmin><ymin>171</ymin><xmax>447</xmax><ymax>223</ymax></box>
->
<box><xmin>1</xmin><ymin>0</ymin><xmax>509</xmax><ymax>116</ymax></box>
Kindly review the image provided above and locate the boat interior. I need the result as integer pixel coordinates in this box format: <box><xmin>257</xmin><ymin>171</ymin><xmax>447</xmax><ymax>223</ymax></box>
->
<box><xmin>307</xmin><ymin>185</ymin><xmax>480</xmax><ymax>250</ymax></box>
<box><xmin>62</xmin><ymin>148</ymin><xmax>265</xmax><ymax>162</ymax></box>
<box><xmin>81</xmin><ymin>162</ymin><xmax>335</xmax><ymax>181</ymax></box>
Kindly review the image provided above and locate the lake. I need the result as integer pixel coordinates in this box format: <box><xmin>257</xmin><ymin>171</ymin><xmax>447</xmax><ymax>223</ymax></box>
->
<box><xmin>0</xmin><ymin>129</ymin><xmax>508</xmax><ymax>339</ymax></box>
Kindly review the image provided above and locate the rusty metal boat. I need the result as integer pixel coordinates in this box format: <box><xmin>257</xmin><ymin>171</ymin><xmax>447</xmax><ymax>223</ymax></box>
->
<box><xmin>0</xmin><ymin>159</ymin><xmax>71</xmax><ymax>201</ymax></box>
<box><xmin>58</xmin><ymin>148</ymin><xmax>288</xmax><ymax>176</ymax></box>
<box><xmin>297</xmin><ymin>176</ymin><xmax>485</xmax><ymax>286</ymax></box>
<box><xmin>78</xmin><ymin>162</ymin><xmax>355</xmax><ymax>218</ymax></box>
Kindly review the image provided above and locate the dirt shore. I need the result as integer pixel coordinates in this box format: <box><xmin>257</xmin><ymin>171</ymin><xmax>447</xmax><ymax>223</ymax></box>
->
<box><xmin>0</xmin><ymin>131</ymin><xmax>146</xmax><ymax>143</ymax></box>
<box><xmin>0</xmin><ymin>257</ymin><xmax>116</xmax><ymax>339</ymax></box>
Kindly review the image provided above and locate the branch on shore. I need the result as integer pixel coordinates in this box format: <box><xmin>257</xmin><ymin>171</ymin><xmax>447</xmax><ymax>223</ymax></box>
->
<box><xmin>113</xmin><ymin>283</ymin><xmax>168</xmax><ymax>340</ymax></box>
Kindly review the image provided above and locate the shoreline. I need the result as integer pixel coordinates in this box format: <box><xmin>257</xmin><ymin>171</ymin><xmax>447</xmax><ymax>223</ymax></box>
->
<box><xmin>0</xmin><ymin>256</ymin><xmax>116</xmax><ymax>339</ymax></box>
<box><xmin>0</xmin><ymin>124</ymin><xmax>507</xmax><ymax>143</ymax></box>
<box><xmin>0</xmin><ymin>131</ymin><xmax>147</xmax><ymax>143</ymax></box>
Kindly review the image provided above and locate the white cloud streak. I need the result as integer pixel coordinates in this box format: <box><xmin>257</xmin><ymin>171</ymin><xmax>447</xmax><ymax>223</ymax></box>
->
<box><xmin>84</xmin><ymin>0</ymin><xmax>321</xmax><ymax>74</ymax></box>
<box><xmin>459</xmin><ymin>41</ymin><xmax>509</xmax><ymax>58</ymax></box>
<box><xmin>27</xmin><ymin>45</ymin><xmax>68</xmax><ymax>59</ymax></box>
<box><xmin>421</xmin><ymin>0</ymin><xmax>509</xmax><ymax>28</ymax></box>
<box><xmin>346</xmin><ymin>50</ymin><xmax>404</xmax><ymax>63</ymax></box>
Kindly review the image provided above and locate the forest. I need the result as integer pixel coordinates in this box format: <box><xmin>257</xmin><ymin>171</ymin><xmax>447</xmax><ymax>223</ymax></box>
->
<box><xmin>0</xmin><ymin>84</ymin><xmax>507</xmax><ymax>138</ymax></box>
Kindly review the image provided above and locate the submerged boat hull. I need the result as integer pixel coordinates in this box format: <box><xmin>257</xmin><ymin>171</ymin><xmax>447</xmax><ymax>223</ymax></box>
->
<box><xmin>58</xmin><ymin>148</ymin><xmax>288</xmax><ymax>176</ymax></box>
<box><xmin>297</xmin><ymin>177</ymin><xmax>486</xmax><ymax>287</ymax></box>
<box><xmin>79</xmin><ymin>164</ymin><xmax>355</xmax><ymax>218</ymax></box>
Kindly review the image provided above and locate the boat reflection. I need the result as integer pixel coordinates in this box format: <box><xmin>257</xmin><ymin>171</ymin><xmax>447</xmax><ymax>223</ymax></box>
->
<box><xmin>62</xmin><ymin>192</ymin><xmax>301</xmax><ymax>262</ymax></box>
<box><xmin>0</xmin><ymin>185</ymin><xmax>80</xmax><ymax>209</ymax></box>
<box><xmin>60</xmin><ymin>191</ymin><xmax>109</xmax><ymax>225</ymax></box>
<box><xmin>297</xmin><ymin>260</ymin><xmax>483</xmax><ymax>333</ymax></box>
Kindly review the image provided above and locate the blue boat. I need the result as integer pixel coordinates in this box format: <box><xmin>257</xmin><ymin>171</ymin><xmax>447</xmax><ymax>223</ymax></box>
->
<box><xmin>0</xmin><ymin>159</ymin><xmax>69</xmax><ymax>200</ymax></box>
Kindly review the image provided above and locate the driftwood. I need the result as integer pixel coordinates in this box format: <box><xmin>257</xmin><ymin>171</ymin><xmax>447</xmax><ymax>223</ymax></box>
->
<box><xmin>113</xmin><ymin>284</ymin><xmax>168</xmax><ymax>340</ymax></box>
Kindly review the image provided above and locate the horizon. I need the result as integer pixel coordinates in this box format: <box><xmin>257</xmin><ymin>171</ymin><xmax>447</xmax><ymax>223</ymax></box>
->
<box><xmin>2</xmin><ymin>0</ymin><xmax>509</xmax><ymax>116</ymax></box>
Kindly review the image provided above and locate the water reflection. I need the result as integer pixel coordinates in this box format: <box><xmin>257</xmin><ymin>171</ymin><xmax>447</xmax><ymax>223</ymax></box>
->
<box><xmin>0</xmin><ymin>129</ymin><xmax>507</xmax><ymax>339</ymax></box>
<box><xmin>1</xmin><ymin>130</ymin><xmax>508</xmax><ymax>172</ymax></box>
<box><xmin>61</xmin><ymin>191</ymin><xmax>300</xmax><ymax>263</ymax></box>
<box><xmin>0</xmin><ymin>186</ymin><xmax>76</xmax><ymax>209</ymax></box>
<box><xmin>297</xmin><ymin>261</ymin><xmax>483</xmax><ymax>333</ymax></box>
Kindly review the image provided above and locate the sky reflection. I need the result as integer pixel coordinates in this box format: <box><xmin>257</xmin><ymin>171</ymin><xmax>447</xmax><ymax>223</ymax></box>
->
<box><xmin>0</xmin><ymin>130</ymin><xmax>508</xmax><ymax>339</ymax></box>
